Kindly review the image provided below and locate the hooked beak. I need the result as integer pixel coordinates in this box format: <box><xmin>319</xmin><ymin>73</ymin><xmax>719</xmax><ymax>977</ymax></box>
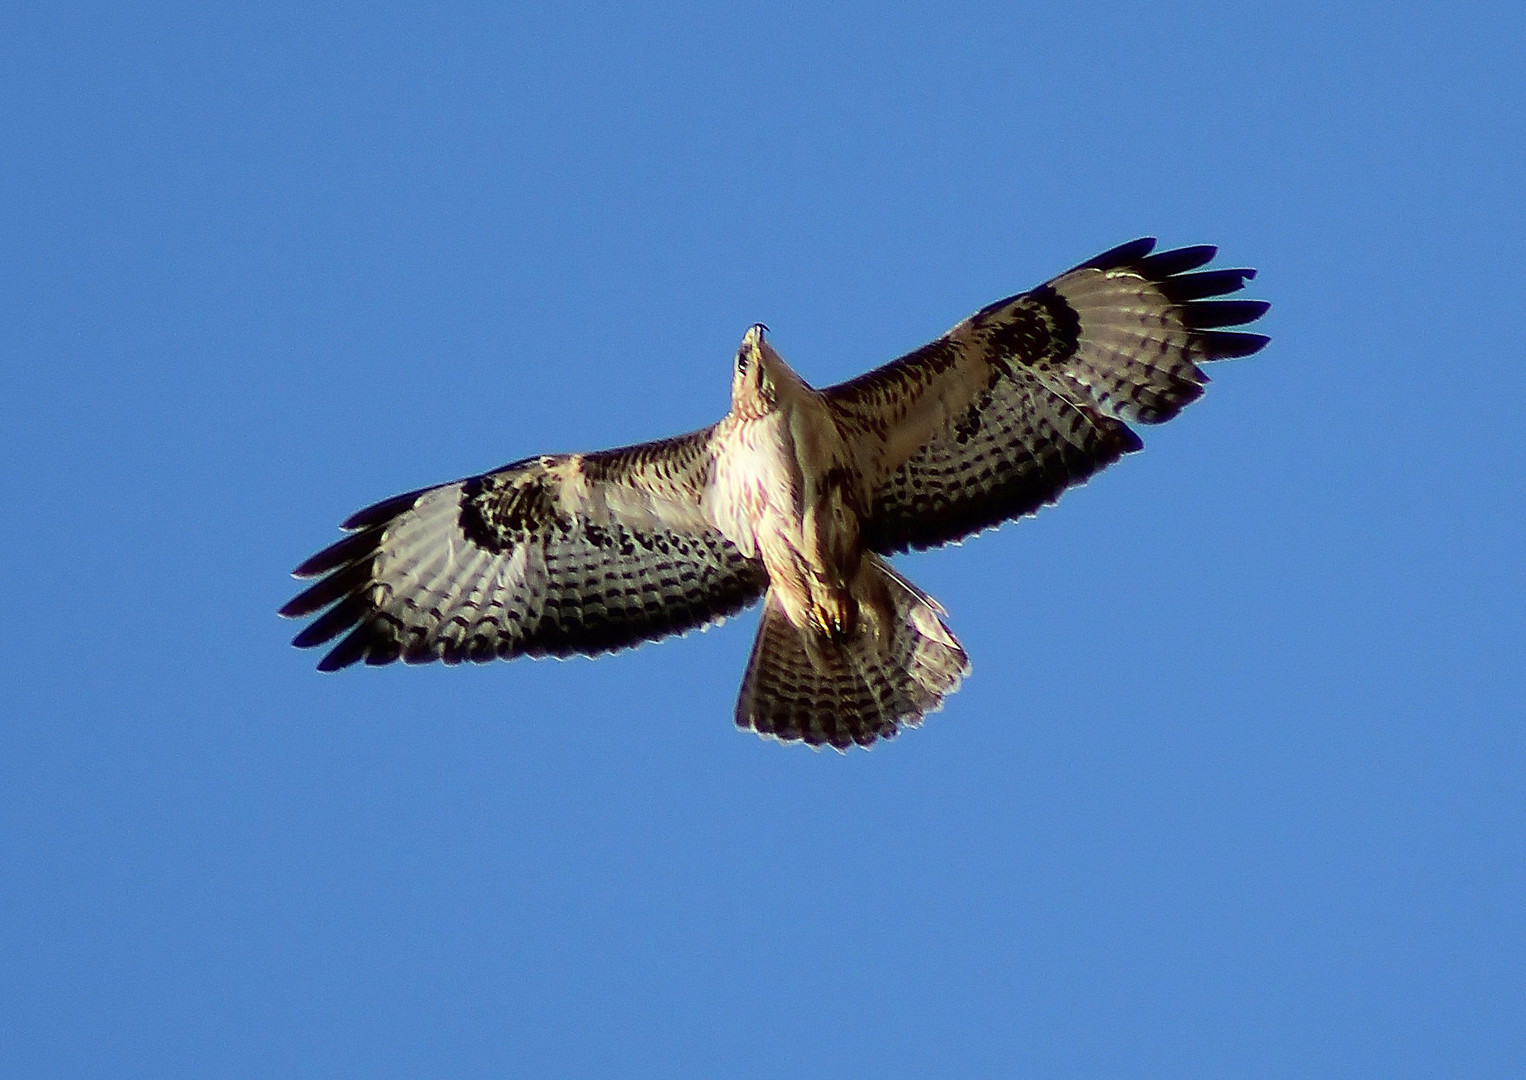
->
<box><xmin>737</xmin><ymin>323</ymin><xmax>770</xmax><ymax>375</ymax></box>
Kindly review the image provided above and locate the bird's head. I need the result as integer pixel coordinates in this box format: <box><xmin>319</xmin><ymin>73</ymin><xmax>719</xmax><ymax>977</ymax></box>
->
<box><xmin>731</xmin><ymin>323</ymin><xmax>788</xmax><ymax>418</ymax></box>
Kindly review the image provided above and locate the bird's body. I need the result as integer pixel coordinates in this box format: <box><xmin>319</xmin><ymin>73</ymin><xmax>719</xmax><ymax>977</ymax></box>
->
<box><xmin>282</xmin><ymin>238</ymin><xmax>1269</xmax><ymax>749</ymax></box>
<box><xmin>710</xmin><ymin>328</ymin><xmax>872</xmax><ymax>640</ymax></box>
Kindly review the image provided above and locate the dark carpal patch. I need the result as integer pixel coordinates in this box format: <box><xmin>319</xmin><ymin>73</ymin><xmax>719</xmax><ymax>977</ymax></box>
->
<box><xmin>459</xmin><ymin>463</ymin><xmax>567</xmax><ymax>551</ymax></box>
<box><xmin>978</xmin><ymin>287</ymin><xmax>1082</xmax><ymax>379</ymax></box>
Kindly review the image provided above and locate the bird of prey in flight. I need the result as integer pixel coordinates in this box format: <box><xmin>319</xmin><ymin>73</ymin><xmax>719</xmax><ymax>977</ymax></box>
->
<box><xmin>281</xmin><ymin>238</ymin><xmax>1268</xmax><ymax>750</ymax></box>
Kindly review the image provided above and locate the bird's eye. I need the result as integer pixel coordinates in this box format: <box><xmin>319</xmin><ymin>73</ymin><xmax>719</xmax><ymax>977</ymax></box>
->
<box><xmin>736</xmin><ymin>351</ymin><xmax>749</xmax><ymax>375</ymax></box>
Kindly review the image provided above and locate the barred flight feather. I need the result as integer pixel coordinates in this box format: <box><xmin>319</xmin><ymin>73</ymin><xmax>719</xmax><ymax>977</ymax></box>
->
<box><xmin>830</xmin><ymin>238</ymin><xmax>1269</xmax><ymax>554</ymax></box>
<box><xmin>280</xmin><ymin>437</ymin><xmax>767</xmax><ymax>672</ymax></box>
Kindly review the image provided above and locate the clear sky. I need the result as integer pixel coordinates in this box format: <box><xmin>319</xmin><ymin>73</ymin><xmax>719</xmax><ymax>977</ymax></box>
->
<box><xmin>3</xmin><ymin>2</ymin><xmax>1523</xmax><ymax>1077</ymax></box>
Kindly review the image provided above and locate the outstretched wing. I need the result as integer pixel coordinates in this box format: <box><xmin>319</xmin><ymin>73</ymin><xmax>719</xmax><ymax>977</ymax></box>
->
<box><xmin>280</xmin><ymin>428</ymin><xmax>768</xmax><ymax>670</ymax></box>
<box><xmin>826</xmin><ymin>238</ymin><xmax>1270</xmax><ymax>552</ymax></box>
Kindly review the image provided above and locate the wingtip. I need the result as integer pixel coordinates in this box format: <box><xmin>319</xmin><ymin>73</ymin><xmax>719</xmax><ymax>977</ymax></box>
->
<box><xmin>291</xmin><ymin>624</ymin><xmax>333</xmax><ymax>650</ymax></box>
<box><xmin>290</xmin><ymin>528</ymin><xmax>378</xmax><ymax>579</ymax></box>
<box><xmin>1183</xmin><ymin>299</ymin><xmax>1272</xmax><ymax>329</ymax></box>
<box><xmin>339</xmin><ymin>487</ymin><xmax>429</xmax><ymax>531</ymax></box>
<box><xmin>1199</xmin><ymin>331</ymin><xmax>1271</xmax><ymax>359</ymax></box>
<box><xmin>1076</xmin><ymin>237</ymin><xmax>1158</xmax><ymax>272</ymax></box>
<box><xmin>1241</xmin><ymin>333</ymin><xmax>1272</xmax><ymax>355</ymax></box>
<box><xmin>313</xmin><ymin>625</ymin><xmax>374</xmax><ymax>670</ymax></box>
<box><xmin>1136</xmin><ymin>244</ymin><xmax>1219</xmax><ymax>279</ymax></box>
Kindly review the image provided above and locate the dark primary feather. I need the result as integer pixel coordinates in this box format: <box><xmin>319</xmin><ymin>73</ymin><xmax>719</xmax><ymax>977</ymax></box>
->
<box><xmin>281</xmin><ymin>435</ymin><xmax>768</xmax><ymax>671</ymax></box>
<box><xmin>1076</xmin><ymin>236</ymin><xmax>1162</xmax><ymax>270</ymax></box>
<box><xmin>1134</xmin><ymin>243</ymin><xmax>1217</xmax><ymax>278</ymax></box>
<box><xmin>830</xmin><ymin>240</ymin><xmax>1269</xmax><ymax>554</ymax></box>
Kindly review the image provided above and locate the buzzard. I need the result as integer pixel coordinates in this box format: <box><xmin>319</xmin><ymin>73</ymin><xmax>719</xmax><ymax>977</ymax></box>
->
<box><xmin>281</xmin><ymin>238</ymin><xmax>1268</xmax><ymax>749</ymax></box>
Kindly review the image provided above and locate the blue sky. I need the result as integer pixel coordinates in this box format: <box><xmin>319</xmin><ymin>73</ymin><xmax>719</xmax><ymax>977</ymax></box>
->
<box><xmin>3</xmin><ymin>2</ymin><xmax>1523</xmax><ymax>1076</ymax></box>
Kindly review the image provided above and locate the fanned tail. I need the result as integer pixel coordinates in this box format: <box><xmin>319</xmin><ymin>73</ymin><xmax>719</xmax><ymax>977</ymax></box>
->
<box><xmin>735</xmin><ymin>557</ymin><xmax>970</xmax><ymax>750</ymax></box>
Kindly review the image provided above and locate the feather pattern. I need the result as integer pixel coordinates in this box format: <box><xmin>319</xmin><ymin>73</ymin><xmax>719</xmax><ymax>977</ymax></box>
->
<box><xmin>283</xmin><ymin>238</ymin><xmax>1268</xmax><ymax>749</ymax></box>
<box><xmin>736</xmin><ymin>558</ymin><xmax>970</xmax><ymax>749</ymax></box>
<box><xmin>280</xmin><ymin>430</ymin><xmax>767</xmax><ymax>671</ymax></box>
<box><xmin>827</xmin><ymin>239</ymin><xmax>1269</xmax><ymax>553</ymax></box>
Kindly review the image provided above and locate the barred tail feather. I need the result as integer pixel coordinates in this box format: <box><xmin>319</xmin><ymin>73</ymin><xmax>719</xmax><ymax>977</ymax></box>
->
<box><xmin>735</xmin><ymin>559</ymin><xmax>970</xmax><ymax>750</ymax></box>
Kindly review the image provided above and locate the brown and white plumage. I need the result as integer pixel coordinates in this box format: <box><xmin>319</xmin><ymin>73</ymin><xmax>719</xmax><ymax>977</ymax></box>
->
<box><xmin>282</xmin><ymin>238</ymin><xmax>1268</xmax><ymax>749</ymax></box>
<box><xmin>281</xmin><ymin>432</ymin><xmax>766</xmax><ymax>668</ymax></box>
